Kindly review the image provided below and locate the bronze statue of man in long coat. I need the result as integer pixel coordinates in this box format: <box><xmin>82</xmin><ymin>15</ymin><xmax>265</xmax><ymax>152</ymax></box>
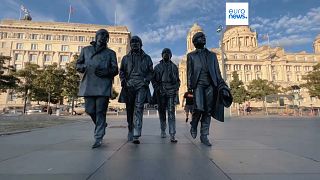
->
<box><xmin>187</xmin><ymin>32</ymin><xmax>232</xmax><ymax>146</ymax></box>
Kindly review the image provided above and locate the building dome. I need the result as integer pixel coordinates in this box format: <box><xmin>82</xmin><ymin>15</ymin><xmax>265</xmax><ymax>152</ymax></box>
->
<box><xmin>223</xmin><ymin>26</ymin><xmax>257</xmax><ymax>52</ymax></box>
<box><xmin>314</xmin><ymin>34</ymin><xmax>320</xmax><ymax>54</ymax></box>
<box><xmin>186</xmin><ymin>23</ymin><xmax>203</xmax><ymax>53</ymax></box>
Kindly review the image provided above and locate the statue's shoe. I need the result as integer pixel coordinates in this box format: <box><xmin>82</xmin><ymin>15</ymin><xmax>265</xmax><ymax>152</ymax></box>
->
<box><xmin>200</xmin><ymin>136</ymin><xmax>212</xmax><ymax>146</ymax></box>
<box><xmin>161</xmin><ymin>131</ymin><xmax>167</xmax><ymax>138</ymax></box>
<box><xmin>190</xmin><ymin>127</ymin><xmax>197</xmax><ymax>139</ymax></box>
<box><xmin>133</xmin><ymin>137</ymin><xmax>140</xmax><ymax>144</ymax></box>
<box><xmin>170</xmin><ymin>135</ymin><xmax>178</xmax><ymax>143</ymax></box>
<box><xmin>91</xmin><ymin>140</ymin><xmax>102</xmax><ymax>149</ymax></box>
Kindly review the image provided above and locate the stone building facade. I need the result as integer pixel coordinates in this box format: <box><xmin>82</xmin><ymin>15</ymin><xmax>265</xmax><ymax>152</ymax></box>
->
<box><xmin>179</xmin><ymin>24</ymin><xmax>320</xmax><ymax>108</ymax></box>
<box><xmin>0</xmin><ymin>19</ymin><xmax>131</xmax><ymax>109</ymax></box>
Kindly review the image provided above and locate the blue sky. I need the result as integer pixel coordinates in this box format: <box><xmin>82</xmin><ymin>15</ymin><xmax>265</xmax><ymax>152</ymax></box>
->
<box><xmin>1</xmin><ymin>0</ymin><xmax>320</xmax><ymax>62</ymax></box>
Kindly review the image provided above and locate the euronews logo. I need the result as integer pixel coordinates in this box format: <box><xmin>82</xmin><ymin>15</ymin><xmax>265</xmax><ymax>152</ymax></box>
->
<box><xmin>228</xmin><ymin>9</ymin><xmax>248</xmax><ymax>20</ymax></box>
<box><xmin>226</xmin><ymin>2</ymin><xmax>249</xmax><ymax>25</ymax></box>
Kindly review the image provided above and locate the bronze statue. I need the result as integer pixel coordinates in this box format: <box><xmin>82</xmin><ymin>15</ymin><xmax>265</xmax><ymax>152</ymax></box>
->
<box><xmin>118</xmin><ymin>36</ymin><xmax>153</xmax><ymax>144</ymax></box>
<box><xmin>76</xmin><ymin>29</ymin><xmax>119</xmax><ymax>148</ymax></box>
<box><xmin>187</xmin><ymin>32</ymin><xmax>233</xmax><ymax>146</ymax></box>
<box><xmin>152</xmin><ymin>48</ymin><xmax>180</xmax><ymax>143</ymax></box>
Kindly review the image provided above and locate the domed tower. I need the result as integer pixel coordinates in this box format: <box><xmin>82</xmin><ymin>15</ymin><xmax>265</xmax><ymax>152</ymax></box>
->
<box><xmin>187</xmin><ymin>23</ymin><xmax>203</xmax><ymax>53</ymax></box>
<box><xmin>223</xmin><ymin>26</ymin><xmax>257</xmax><ymax>52</ymax></box>
<box><xmin>313</xmin><ymin>34</ymin><xmax>320</xmax><ymax>54</ymax></box>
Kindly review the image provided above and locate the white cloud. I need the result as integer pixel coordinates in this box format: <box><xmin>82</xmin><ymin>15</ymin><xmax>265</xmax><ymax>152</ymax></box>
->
<box><xmin>155</xmin><ymin>0</ymin><xmax>221</xmax><ymax>23</ymax></box>
<box><xmin>94</xmin><ymin>0</ymin><xmax>137</xmax><ymax>32</ymax></box>
<box><xmin>253</xmin><ymin>6</ymin><xmax>320</xmax><ymax>34</ymax></box>
<box><xmin>261</xmin><ymin>35</ymin><xmax>313</xmax><ymax>47</ymax></box>
<box><xmin>139</xmin><ymin>24</ymin><xmax>189</xmax><ymax>44</ymax></box>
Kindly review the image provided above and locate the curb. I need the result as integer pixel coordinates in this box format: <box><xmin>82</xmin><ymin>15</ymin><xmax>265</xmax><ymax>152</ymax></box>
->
<box><xmin>0</xmin><ymin>130</ymin><xmax>31</xmax><ymax>136</ymax></box>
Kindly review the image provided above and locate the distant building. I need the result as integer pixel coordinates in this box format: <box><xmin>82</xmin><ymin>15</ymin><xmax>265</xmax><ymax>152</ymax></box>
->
<box><xmin>178</xmin><ymin>24</ymin><xmax>320</xmax><ymax>108</ymax></box>
<box><xmin>0</xmin><ymin>19</ymin><xmax>131</xmax><ymax>109</ymax></box>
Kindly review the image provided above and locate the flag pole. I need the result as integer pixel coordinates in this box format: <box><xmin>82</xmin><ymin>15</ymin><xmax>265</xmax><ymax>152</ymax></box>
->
<box><xmin>68</xmin><ymin>5</ymin><xmax>71</xmax><ymax>23</ymax></box>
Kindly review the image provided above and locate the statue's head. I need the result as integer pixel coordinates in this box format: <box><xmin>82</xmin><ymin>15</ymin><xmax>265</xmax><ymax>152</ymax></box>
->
<box><xmin>192</xmin><ymin>32</ymin><xmax>206</xmax><ymax>49</ymax></box>
<box><xmin>95</xmin><ymin>29</ymin><xmax>109</xmax><ymax>46</ymax></box>
<box><xmin>130</xmin><ymin>36</ymin><xmax>142</xmax><ymax>52</ymax></box>
<box><xmin>162</xmin><ymin>48</ymin><xmax>172</xmax><ymax>62</ymax></box>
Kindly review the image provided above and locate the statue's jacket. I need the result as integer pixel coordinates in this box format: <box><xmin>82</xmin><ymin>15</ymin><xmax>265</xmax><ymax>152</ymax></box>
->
<box><xmin>187</xmin><ymin>48</ymin><xmax>233</xmax><ymax>122</ymax></box>
<box><xmin>118</xmin><ymin>50</ymin><xmax>153</xmax><ymax>103</ymax></box>
<box><xmin>76</xmin><ymin>45</ymin><xmax>119</xmax><ymax>97</ymax></box>
<box><xmin>151</xmin><ymin>60</ymin><xmax>180</xmax><ymax>105</ymax></box>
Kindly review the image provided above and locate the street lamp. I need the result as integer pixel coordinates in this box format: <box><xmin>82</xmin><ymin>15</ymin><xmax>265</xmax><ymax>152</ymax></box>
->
<box><xmin>216</xmin><ymin>25</ymin><xmax>231</xmax><ymax>118</ymax></box>
<box><xmin>216</xmin><ymin>25</ymin><xmax>227</xmax><ymax>80</ymax></box>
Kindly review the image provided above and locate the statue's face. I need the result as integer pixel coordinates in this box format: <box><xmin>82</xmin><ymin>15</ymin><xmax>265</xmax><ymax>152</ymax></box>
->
<box><xmin>162</xmin><ymin>50</ymin><xmax>171</xmax><ymax>62</ymax></box>
<box><xmin>96</xmin><ymin>32</ymin><xmax>108</xmax><ymax>45</ymax></box>
<box><xmin>194</xmin><ymin>34</ymin><xmax>206</xmax><ymax>48</ymax></box>
<box><xmin>130</xmin><ymin>39</ymin><xmax>141</xmax><ymax>51</ymax></box>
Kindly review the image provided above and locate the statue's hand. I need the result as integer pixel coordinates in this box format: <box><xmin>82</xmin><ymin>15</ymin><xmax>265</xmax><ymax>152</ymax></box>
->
<box><xmin>222</xmin><ymin>89</ymin><xmax>229</xmax><ymax>97</ymax></box>
<box><xmin>121</xmin><ymin>80</ymin><xmax>127</xmax><ymax>88</ymax></box>
<box><xmin>95</xmin><ymin>67</ymin><xmax>109</xmax><ymax>77</ymax></box>
<box><xmin>76</xmin><ymin>65</ymin><xmax>86</xmax><ymax>73</ymax></box>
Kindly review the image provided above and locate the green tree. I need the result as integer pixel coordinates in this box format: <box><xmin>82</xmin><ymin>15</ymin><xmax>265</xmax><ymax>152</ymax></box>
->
<box><xmin>14</xmin><ymin>63</ymin><xmax>40</xmax><ymax>114</ymax></box>
<box><xmin>62</xmin><ymin>55</ymin><xmax>80</xmax><ymax>114</ymax></box>
<box><xmin>0</xmin><ymin>55</ymin><xmax>19</xmax><ymax>92</ymax></box>
<box><xmin>247</xmin><ymin>79</ymin><xmax>281</xmax><ymax>107</ymax></box>
<box><xmin>230</xmin><ymin>71</ymin><xmax>248</xmax><ymax>104</ymax></box>
<box><xmin>302</xmin><ymin>63</ymin><xmax>320</xmax><ymax>98</ymax></box>
<box><xmin>230</xmin><ymin>71</ymin><xmax>248</xmax><ymax>115</ymax></box>
<box><xmin>35</xmin><ymin>63</ymin><xmax>65</xmax><ymax>112</ymax></box>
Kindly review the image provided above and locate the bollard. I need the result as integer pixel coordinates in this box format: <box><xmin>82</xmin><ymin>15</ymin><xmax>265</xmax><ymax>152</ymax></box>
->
<box><xmin>148</xmin><ymin>110</ymin><xmax>150</xmax><ymax>116</ymax></box>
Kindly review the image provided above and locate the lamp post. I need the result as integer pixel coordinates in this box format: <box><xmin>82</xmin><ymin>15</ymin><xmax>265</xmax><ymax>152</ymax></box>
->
<box><xmin>216</xmin><ymin>25</ymin><xmax>227</xmax><ymax>80</ymax></box>
<box><xmin>216</xmin><ymin>25</ymin><xmax>231</xmax><ymax>118</ymax></box>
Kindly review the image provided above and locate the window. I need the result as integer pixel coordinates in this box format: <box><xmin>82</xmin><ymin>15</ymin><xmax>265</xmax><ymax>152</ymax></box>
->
<box><xmin>287</xmin><ymin>74</ymin><xmax>291</xmax><ymax>81</ymax></box>
<box><xmin>44</xmin><ymin>55</ymin><xmax>52</xmax><ymax>62</ymax></box>
<box><xmin>45</xmin><ymin>35</ymin><xmax>52</xmax><ymax>40</ymax></box>
<box><xmin>256</xmin><ymin>74</ymin><xmax>261</xmax><ymax>79</ymax></box>
<box><xmin>225</xmin><ymin>64</ymin><xmax>231</xmax><ymax>71</ymax></box>
<box><xmin>60</xmin><ymin>55</ymin><xmax>69</xmax><ymax>62</ymax></box>
<box><xmin>45</xmin><ymin>44</ymin><xmax>52</xmax><ymax>51</ymax></box>
<box><xmin>271</xmin><ymin>66</ymin><xmax>276</xmax><ymax>71</ymax></box>
<box><xmin>304</xmin><ymin>66</ymin><xmax>311</xmax><ymax>71</ymax></box>
<box><xmin>286</xmin><ymin>65</ymin><xmax>291</xmax><ymax>71</ymax></box>
<box><xmin>244</xmin><ymin>55</ymin><xmax>248</xmax><ymax>59</ymax></box>
<box><xmin>119</xmin><ymin>38</ymin><xmax>122</xmax><ymax>43</ymax></box>
<box><xmin>244</xmin><ymin>65</ymin><xmax>251</xmax><ymax>71</ymax></box>
<box><xmin>78</xmin><ymin>46</ymin><xmax>84</xmax><ymax>52</ymax></box>
<box><xmin>15</xmin><ymin>33</ymin><xmax>24</xmax><ymax>39</ymax></box>
<box><xmin>254</xmin><ymin>65</ymin><xmax>262</xmax><ymax>71</ymax></box>
<box><xmin>30</xmin><ymin>34</ymin><xmax>38</xmax><ymax>40</ymax></box>
<box><xmin>1</xmin><ymin>42</ymin><xmax>6</xmax><ymax>48</ymax></box>
<box><xmin>16</xmin><ymin>43</ymin><xmax>23</xmax><ymax>49</ymax></box>
<box><xmin>118</xmin><ymin>47</ymin><xmax>122</xmax><ymax>53</ymax></box>
<box><xmin>245</xmin><ymin>74</ymin><xmax>251</xmax><ymax>82</ymax></box>
<box><xmin>272</xmin><ymin>74</ymin><xmax>277</xmax><ymax>81</ymax></box>
<box><xmin>62</xmin><ymin>35</ymin><xmax>68</xmax><ymax>41</ymax></box>
<box><xmin>234</xmin><ymin>64</ymin><xmax>241</xmax><ymax>71</ymax></box>
<box><xmin>90</xmin><ymin>37</ymin><xmax>95</xmax><ymax>42</ymax></box>
<box><xmin>31</xmin><ymin>44</ymin><xmax>38</xmax><ymax>50</ymax></box>
<box><xmin>61</xmin><ymin>45</ymin><xmax>69</xmax><ymax>51</ymax></box>
<box><xmin>296</xmin><ymin>75</ymin><xmax>301</xmax><ymax>81</ymax></box>
<box><xmin>1</xmin><ymin>32</ymin><xmax>8</xmax><ymax>38</ymax></box>
<box><xmin>294</xmin><ymin>66</ymin><xmax>301</xmax><ymax>71</ymax></box>
<box><xmin>29</xmin><ymin>54</ymin><xmax>37</xmax><ymax>61</ymax></box>
<box><xmin>79</xmin><ymin>36</ymin><xmax>85</xmax><ymax>42</ymax></box>
<box><xmin>14</xmin><ymin>53</ymin><xmax>23</xmax><ymax>61</ymax></box>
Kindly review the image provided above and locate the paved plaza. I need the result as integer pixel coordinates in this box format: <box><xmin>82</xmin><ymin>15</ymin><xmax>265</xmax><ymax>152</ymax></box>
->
<box><xmin>0</xmin><ymin>114</ymin><xmax>319</xmax><ymax>180</ymax></box>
